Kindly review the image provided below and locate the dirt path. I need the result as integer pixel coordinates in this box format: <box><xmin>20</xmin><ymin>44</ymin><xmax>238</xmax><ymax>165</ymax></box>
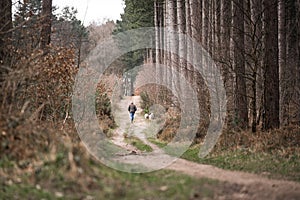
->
<box><xmin>111</xmin><ymin>96</ymin><xmax>300</xmax><ymax>199</ymax></box>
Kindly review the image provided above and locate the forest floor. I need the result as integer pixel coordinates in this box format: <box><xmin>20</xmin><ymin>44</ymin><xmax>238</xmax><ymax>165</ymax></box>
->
<box><xmin>109</xmin><ymin>96</ymin><xmax>300</xmax><ymax>200</ymax></box>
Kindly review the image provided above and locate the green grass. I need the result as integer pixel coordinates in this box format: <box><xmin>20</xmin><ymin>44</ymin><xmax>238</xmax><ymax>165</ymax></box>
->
<box><xmin>0</xmin><ymin>184</ymin><xmax>61</xmax><ymax>200</ymax></box>
<box><xmin>0</xmin><ymin>156</ymin><xmax>14</xmax><ymax>168</ymax></box>
<box><xmin>125</xmin><ymin>136</ymin><xmax>153</xmax><ymax>152</ymax></box>
<box><xmin>147</xmin><ymin>138</ymin><xmax>300</xmax><ymax>182</ymax></box>
<box><xmin>90</xmin><ymin>168</ymin><xmax>219</xmax><ymax>200</ymax></box>
<box><xmin>148</xmin><ymin>137</ymin><xmax>167</xmax><ymax>148</ymax></box>
<box><xmin>0</xmin><ymin>154</ymin><xmax>223</xmax><ymax>200</ymax></box>
<box><xmin>148</xmin><ymin>138</ymin><xmax>191</xmax><ymax>157</ymax></box>
<box><xmin>181</xmin><ymin>145</ymin><xmax>300</xmax><ymax>182</ymax></box>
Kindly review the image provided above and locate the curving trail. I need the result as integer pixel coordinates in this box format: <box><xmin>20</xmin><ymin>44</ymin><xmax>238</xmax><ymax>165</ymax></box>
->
<box><xmin>110</xmin><ymin>96</ymin><xmax>300</xmax><ymax>200</ymax></box>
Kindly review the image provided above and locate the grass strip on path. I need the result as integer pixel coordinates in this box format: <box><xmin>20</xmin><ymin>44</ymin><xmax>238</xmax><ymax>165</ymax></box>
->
<box><xmin>125</xmin><ymin>136</ymin><xmax>153</xmax><ymax>152</ymax></box>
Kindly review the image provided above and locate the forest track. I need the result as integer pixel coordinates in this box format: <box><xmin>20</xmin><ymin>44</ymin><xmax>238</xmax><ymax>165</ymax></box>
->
<box><xmin>110</xmin><ymin>96</ymin><xmax>300</xmax><ymax>200</ymax></box>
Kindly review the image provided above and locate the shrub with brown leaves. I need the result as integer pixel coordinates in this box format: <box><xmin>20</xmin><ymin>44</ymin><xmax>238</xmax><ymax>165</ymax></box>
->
<box><xmin>1</xmin><ymin>46</ymin><xmax>77</xmax><ymax>121</ymax></box>
<box><xmin>0</xmin><ymin>46</ymin><xmax>78</xmax><ymax>162</ymax></box>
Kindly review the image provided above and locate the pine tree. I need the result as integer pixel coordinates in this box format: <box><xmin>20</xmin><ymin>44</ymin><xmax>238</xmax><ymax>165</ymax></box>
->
<box><xmin>262</xmin><ymin>0</ymin><xmax>280</xmax><ymax>130</ymax></box>
<box><xmin>114</xmin><ymin>0</ymin><xmax>154</xmax><ymax>71</ymax></box>
<box><xmin>233</xmin><ymin>0</ymin><xmax>249</xmax><ymax>129</ymax></box>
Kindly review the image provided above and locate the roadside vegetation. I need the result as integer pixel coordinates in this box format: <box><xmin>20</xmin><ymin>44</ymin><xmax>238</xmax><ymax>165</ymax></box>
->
<box><xmin>148</xmin><ymin>127</ymin><xmax>300</xmax><ymax>182</ymax></box>
<box><xmin>0</xmin><ymin>130</ymin><xmax>230</xmax><ymax>200</ymax></box>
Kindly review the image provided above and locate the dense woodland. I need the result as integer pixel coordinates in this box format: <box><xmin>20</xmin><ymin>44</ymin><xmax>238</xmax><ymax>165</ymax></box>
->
<box><xmin>116</xmin><ymin>0</ymin><xmax>300</xmax><ymax>133</ymax></box>
<box><xmin>0</xmin><ymin>0</ymin><xmax>300</xmax><ymax>198</ymax></box>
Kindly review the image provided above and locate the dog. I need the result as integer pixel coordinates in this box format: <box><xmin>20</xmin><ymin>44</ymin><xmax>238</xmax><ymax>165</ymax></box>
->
<box><xmin>144</xmin><ymin>113</ymin><xmax>154</xmax><ymax>120</ymax></box>
<box><xmin>149</xmin><ymin>113</ymin><xmax>154</xmax><ymax>120</ymax></box>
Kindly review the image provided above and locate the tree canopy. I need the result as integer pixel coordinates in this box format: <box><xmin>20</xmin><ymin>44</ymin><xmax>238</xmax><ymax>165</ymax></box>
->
<box><xmin>113</xmin><ymin>0</ymin><xmax>154</xmax><ymax>72</ymax></box>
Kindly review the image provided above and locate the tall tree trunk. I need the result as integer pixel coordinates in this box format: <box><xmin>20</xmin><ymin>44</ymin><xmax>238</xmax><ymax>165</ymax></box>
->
<box><xmin>233</xmin><ymin>0</ymin><xmax>249</xmax><ymax>129</ymax></box>
<box><xmin>168</xmin><ymin>0</ymin><xmax>178</xmax><ymax>95</ymax></box>
<box><xmin>190</xmin><ymin>0</ymin><xmax>202</xmax><ymax>59</ymax></box>
<box><xmin>297</xmin><ymin>0</ymin><xmax>300</xmax><ymax>125</ymax></box>
<box><xmin>279</xmin><ymin>0</ymin><xmax>287</xmax><ymax>126</ymax></box>
<box><xmin>209</xmin><ymin>0</ymin><xmax>214</xmax><ymax>55</ymax></box>
<box><xmin>155</xmin><ymin>0</ymin><xmax>160</xmax><ymax>101</ymax></box>
<box><xmin>165</xmin><ymin>0</ymin><xmax>171</xmax><ymax>83</ymax></box>
<box><xmin>0</xmin><ymin>0</ymin><xmax>12</xmax><ymax>66</ymax></box>
<box><xmin>185</xmin><ymin>0</ymin><xmax>193</xmax><ymax>81</ymax></box>
<box><xmin>40</xmin><ymin>0</ymin><xmax>52</xmax><ymax>49</ymax></box>
<box><xmin>155</xmin><ymin>0</ymin><xmax>164</xmax><ymax>65</ymax></box>
<box><xmin>155</xmin><ymin>0</ymin><xmax>159</xmax><ymax>64</ymax></box>
<box><xmin>215</xmin><ymin>0</ymin><xmax>221</xmax><ymax>61</ymax></box>
<box><xmin>262</xmin><ymin>0</ymin><xmax>280</xmax><ymax>130</ymax></box>
<box><xmin>221</xmin><ymin>0</ymin><xmax>234</xmax><ymax>129</ymax></box>
<box><xmin>197</xmin><ymin>0</ymin><xmax>203</xmax><ymax>44</ymax></box>
<box><xmin>159</xmin><ymin>2</ymin><xmax>165</xmax><ymax>65</ymax></box>
<box><xmin>285</xmin><ymin>0</ymin><xmax>299</xmax><ymax>125</ymax></box>
<box><xmin>163</xmin><ymin>1</ymin><xmax>167</xmax><ymax>67</ymax></box>
<box><xmin>244</xmin><ymin>0</ymin><xmax>254</xmax><ymax>132</ymax></box>
<box><xmin>250</xmin><ymin>0</ymin><xmax>263</xmax><ymax>132</ymax></box>
<box><xmin>203</xmin><ymin>0</ymin><xmax>209</xmax><ymax>51</ymax></box>
<box><xmin>177</xmin><ymin>0</ymin><xmax>186</xmax><ymax>76</ymax></box>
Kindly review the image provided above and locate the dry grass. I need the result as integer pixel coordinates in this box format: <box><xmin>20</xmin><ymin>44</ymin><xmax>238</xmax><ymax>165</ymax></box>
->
<box><xmin>215</xmin><ymin>126</ymin><xmax>300</xmax><ymax>156</ymax></box>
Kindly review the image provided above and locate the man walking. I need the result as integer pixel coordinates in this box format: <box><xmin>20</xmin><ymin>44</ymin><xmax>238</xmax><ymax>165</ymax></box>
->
<box><xmin>128</xmin><ymin>102</ymin><xmax>137</xmax><ymax>123</ymax></box>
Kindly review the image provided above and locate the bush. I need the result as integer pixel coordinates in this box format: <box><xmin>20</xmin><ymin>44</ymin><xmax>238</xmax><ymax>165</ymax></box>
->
<box><xmin>1</xmin><ymin>46</ymin><xmax>77</xmax><ymax>121</ymax></box>
<box><xmin>95</xmin><ymin>82</ymin><xmax>116</xmax><ymax>134</ymax></box>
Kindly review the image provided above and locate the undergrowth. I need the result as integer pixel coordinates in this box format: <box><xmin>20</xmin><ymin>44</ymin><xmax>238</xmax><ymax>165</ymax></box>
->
<box><xmin>188</xmin><ymin>127</ymin><xmax>300</xmax><ymax>182</ymax></box>
<box><xmin>148</xmin><ymin>126</ymin><xmax>300</xmax><ymax>182</ymax></box>
<box><xmin>182</xmin><ymin>146</ymin><xmax>300</xmax><ymax>182</ymax></box>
